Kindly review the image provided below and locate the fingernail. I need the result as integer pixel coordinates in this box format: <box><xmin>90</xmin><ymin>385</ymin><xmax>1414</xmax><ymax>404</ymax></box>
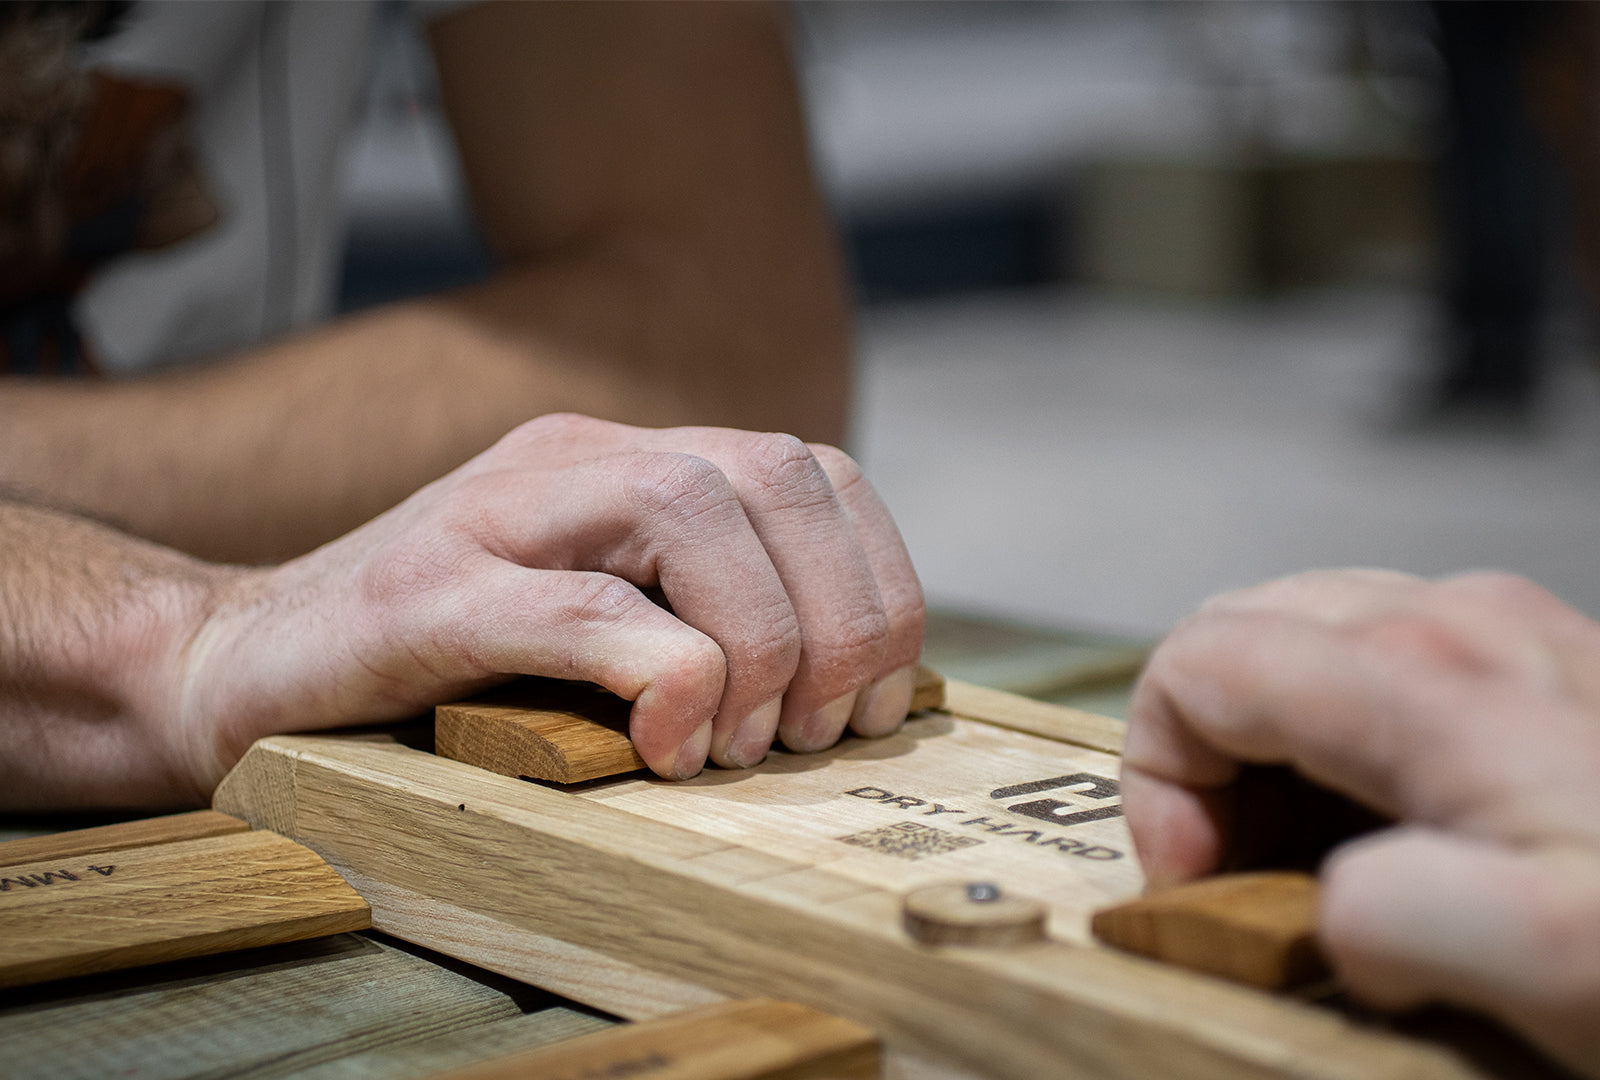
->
<box><xmin>714</xmin><ymin>696</ymin><xmax>783</xmax><ymax>769</ymax></box>
<box><xmin>787</xmin><ymin>690</ymin><xmax>857</xmax><ymax>753</ymax></box>
<box><xmin>670</xmin><ymin>719</ymin><xmax>713</xmax><ymax>780</ymax></box>
<box><xmin>849</xmin><ymin>664</ymin><xmax>916</xmax><ymax>737</ymax></box>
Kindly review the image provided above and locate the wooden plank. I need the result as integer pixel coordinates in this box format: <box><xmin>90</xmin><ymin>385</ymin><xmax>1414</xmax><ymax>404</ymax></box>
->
<box><xmin>0</xmin><ymin>932</ymin><xmax>540</xmax><ymax>1080</ymax></box>
<box><xmin>0</xmin><ymin>828</ymin><xmax>370</xmax><ymax>989</ymax></box>
<box><xmin>1091</xmin><ymin>872</ymin><xmax>1327</xmax><ymax>991</ymax></box>
<box><xmin>215</xmin><ymin>728</ymin><xmax>1493</xmax><ymax>1080</ymax></box>
<box><xmin>436</xmin><ymin>667</ymin><xmax>948</xmax><ymax>786</ymax></box>
<box><xmin>436</xmin><ymin>678</ymin><xmax>645</xmax><ymax>784</ymax></box>
<box><xmin>430</xmin><ymin>999</ymin><xmax>879</xmax><ymax>1080</ymax></box>
<box><xmin>943</xmin><ymin>678</ymin><xmax>1125</xmax><ymax>754</ymax></box>
<box><xmin>0</xmin><ymin>810</ymin><xmax>250</xmax><ymax>867</ymax></box>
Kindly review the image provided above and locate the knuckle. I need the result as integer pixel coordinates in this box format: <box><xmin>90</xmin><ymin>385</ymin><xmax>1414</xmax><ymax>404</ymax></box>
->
<box><xmin>807</xmin><ymin>442</ymin><xmax>864</xmax><ymax>493</ymax></box>
<box><xmin>737</xmin><ymin>432</ymin><xmax>835</xmax><ymax>508</ymax></box>
<box><xmin>564</xmin><ymin>574</ymin><xmax>646</xmax><ymax>627</ymax></box>
<box><xmin>810</xmin><ymin>605</ymin><xmax>891</xmax><ymax>688</ymax></box>
<box><xmin>721</xmin><ymin>600</ymin><xmax>803</xmax><ymax>677</ymax></box>
<box><xmin>1442</xmin><ymin>570</ymin><xmax>1559</xmax><ymax>614</ymax></box>
<box><xmin>429</xmin><ymin>471</ymin><xmax>528</xmax><ymax>553</ymax></box>
<box><xmin>506</xmin><ymin>411</ymin><xmax>595</xmax><ymax>449</ymax></box>
<box><xmin>887</xmin><ymin>591</ymin><xmax>929</xmax><ymax>664</ymax></box>
<box><xmin>881</xmin><ymin>572</ymin><xmax>927</xmax><ymax>630</ymax></box>
<box><xmin>656</xmin><ymin>632</ymin><xmax>728</xmax><ymax>702</ymax></box>
<box><xmin>484</xmin><ymin>412</ymin><xmax>619</xmax><ymax>464</ymax></box>
<box><xmin>622</xmin><ymin>452</ymin><xmax>736</xmax><ymax>525</ymax></box>
<box><xmin>1352</xmin><ymin>611</ymin><xmax>1484</xmax><ymax>676</ymax></box>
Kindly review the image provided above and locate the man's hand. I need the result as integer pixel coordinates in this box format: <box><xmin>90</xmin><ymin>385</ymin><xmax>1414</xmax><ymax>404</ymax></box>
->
<box><xmin>1122</xmin><ymin>569</ymin><xmax>1600</xmax><ymax>1075</ymax></box>
<box><xmin>105</xmin><ymin>415</ymin><xmax>917</xmax><ymax>805</ymax></box>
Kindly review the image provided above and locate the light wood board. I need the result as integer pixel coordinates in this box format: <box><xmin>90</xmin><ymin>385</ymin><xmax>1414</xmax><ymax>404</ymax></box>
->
<box><xmin>214</xmin><ymin>690</ymin><xmax>1514</xmax><ymax>1080</ymax></box>
<box><xmin>0</xmin><ymin>828</ymin><xmax>370</xmax><ymax>989</ymax></box>
<box><xmin>0</xmin><ymin>809</ymin><xmax>250</xmax><ymax>867</ymax></box>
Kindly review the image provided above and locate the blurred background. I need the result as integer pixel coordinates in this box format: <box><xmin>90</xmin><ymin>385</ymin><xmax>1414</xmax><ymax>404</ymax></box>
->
<box><xmin>337</xmin><ymin>0</ymin><xmax>1600</xmax><ymax>706</ymax></box>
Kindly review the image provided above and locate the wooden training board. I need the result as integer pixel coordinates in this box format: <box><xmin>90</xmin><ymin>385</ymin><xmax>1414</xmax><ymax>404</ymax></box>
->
<box><xmin>0</xmin><ymin>816</ymin><xmax>370</xmax><ymax>989</ymax></box>
<box><xmin>214</xmin><ymin>681</ymin><xmax>1525</xmax><ymax>1080</ymax></box>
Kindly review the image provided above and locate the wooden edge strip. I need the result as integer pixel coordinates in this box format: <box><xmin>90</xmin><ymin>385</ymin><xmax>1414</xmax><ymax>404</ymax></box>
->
<box><xmin>0</xmin><ymin>810</ymin><xmax>251</xmax><ymax>869</ymax></box>
<box><xmin>436</xmin><ymin>703</ymin><xmax>644</xmax><ymax>785</ymax></box>
<box><xmin>426</xmin><ymin>998</ymin><xmax>880</xmax><ymax>1080</ymax></box>
<box><xmin>939</xmin><ymin>678</ymin><xmax>1125</xmax><ymax>755</ymax></box>
<box><xmin>438</xmin><ymin>667</ymin><xmax>946</xmax><ymax>786</ymax></box>
<box><xmin>1091</xmin><ymin>871</ymin><xmax>1327</xmax><ymax>992</ymax></box>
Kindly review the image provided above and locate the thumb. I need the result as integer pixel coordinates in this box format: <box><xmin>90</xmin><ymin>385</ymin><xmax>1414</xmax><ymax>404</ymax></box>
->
<box><xmin>1321</xmin><ymin>826</ymin><xmax>1600</xmax><ymax>1075</ymax></box>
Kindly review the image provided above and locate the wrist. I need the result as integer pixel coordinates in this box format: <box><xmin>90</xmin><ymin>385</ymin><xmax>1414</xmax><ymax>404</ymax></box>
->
<box><xmin>0</xmin><ymin>502</ymin><xmax>248</xmax><ymax>809</ymax></box>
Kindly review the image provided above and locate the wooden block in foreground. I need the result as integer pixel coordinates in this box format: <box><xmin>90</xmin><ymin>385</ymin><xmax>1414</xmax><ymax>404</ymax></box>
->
<box><xmin>436</xmin><ymin>665</ymin><xmax>949</xmax><ymax>785</ymax></box>
<box><xmin>0</xmin><ymin>809</ymin><xmax>250</xmax><ymax>867</ymax></box>
<box><xmin>436</xmin><ymin>678</ymin><xmax>646</xmax><ymax>784</ymax></box>
<box><xmin>0</xmin><ymin>828</ymin><xmax>370</xmax><ymax>989</ymax></box>
<box><xmin>431</xmin><ymin>999</ymin><xmax>879</xmax><ymax>1080</ymax></box>
<box><xmin>1091</xmin><ymin>871</ymin><xmax>1326</xmax><ymax>991</ymax></box>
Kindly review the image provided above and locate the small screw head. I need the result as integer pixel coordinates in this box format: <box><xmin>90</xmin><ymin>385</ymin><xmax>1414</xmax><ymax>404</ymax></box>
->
<box><xmin>965</xmin><ymin>882</ymin><xmax>1002</xmax><ymax>903</ymax></box>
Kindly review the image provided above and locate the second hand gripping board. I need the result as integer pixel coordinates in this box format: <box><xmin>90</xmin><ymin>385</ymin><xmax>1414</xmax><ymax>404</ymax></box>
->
<box><xmin>214</xmin><ymin>675</ymin><xmax>1547</xmax><ymax>1080</ymax></box>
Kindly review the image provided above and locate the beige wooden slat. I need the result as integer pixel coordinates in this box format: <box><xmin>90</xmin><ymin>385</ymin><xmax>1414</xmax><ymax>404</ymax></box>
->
<box><xmin>0</xmin><ymin>828</ymin><xmax>369</xmax><ymax>989</ymax></box>
<box><xmin>0</xmin><ymin>810</ymin><xmax>250</xmax><ymax>868</ymax></box>
<box><xmin>942</xmin><ymin>677</ymin><xmax>1125</xmax><ymax>753</ymax></box>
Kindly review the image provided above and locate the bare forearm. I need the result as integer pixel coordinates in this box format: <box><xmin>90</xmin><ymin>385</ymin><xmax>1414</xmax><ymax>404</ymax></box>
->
<box><xmin>0</xmin><ymin>499</ymin><xmax>235</xmax><ymax>810</ymax></box>
<box><xmin>0</xmin><ymin>248</ymin><xmax>851</xmax><ymax>564</ymax></box>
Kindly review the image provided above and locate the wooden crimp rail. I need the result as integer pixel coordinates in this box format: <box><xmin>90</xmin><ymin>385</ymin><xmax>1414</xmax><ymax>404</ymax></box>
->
<box><xmin>435</xmin><ymin>666</ymin><xmax>947</xmax><ymax>784</ymax></box>
<box><xmin>0</xmin><ymin>810</ymin><xmax>370</xmax><ymax>990</ymax></box>
<box><xmin>1091</xmin><ymin>871</ymin><xmax>1327</xmax><ymax>992</ymax></box>
<box><xmin>428</xmin><ymin>999</ymin><xmax>879</xmax><ymax>1080</ymax></box>
<box><xmin>214</xmin><ymin>680</ymin><xmax>1530</xmax><ymax>1080</ymax></box>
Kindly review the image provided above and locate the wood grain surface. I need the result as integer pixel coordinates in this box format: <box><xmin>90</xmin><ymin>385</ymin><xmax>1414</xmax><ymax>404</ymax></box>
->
<box><xmin>436</xmin><ymin>678</ymin><xmax>644</xmax><ymax>784</ymax></box>
<box><xmin>436</xmin><ymin>667</ymin><xmax>948</xmax><ymax>785</ymax></box>
<box><xmin>429</xmin><ymin>999</ymin><xmax>879</xmax><ymax>1080</ymax></box>
<box><xmin>0</xmin><ymin>828</ymin><xmax>370</xmax><ymax>989</ymax></box>
<box><xmin>215</xmin><ymin>717</ymin><xmax>1497</xmax><ymax>1080</ymax></box>
<box><xmin>1092</xmin><ymin>871</ymin><xmax>1327</xmax><ymax>991</ymax></box>
<box><xmin>0</xmin><ymin>810</ymin><xmax>250</xmax><ymax>867</ymax></box>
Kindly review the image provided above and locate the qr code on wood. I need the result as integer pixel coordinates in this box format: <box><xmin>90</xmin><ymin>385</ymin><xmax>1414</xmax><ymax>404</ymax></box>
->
<box><xmin>836</xmin><ymin>821</ymin><xmax>985</xmax><ymax>860</ymax></box>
